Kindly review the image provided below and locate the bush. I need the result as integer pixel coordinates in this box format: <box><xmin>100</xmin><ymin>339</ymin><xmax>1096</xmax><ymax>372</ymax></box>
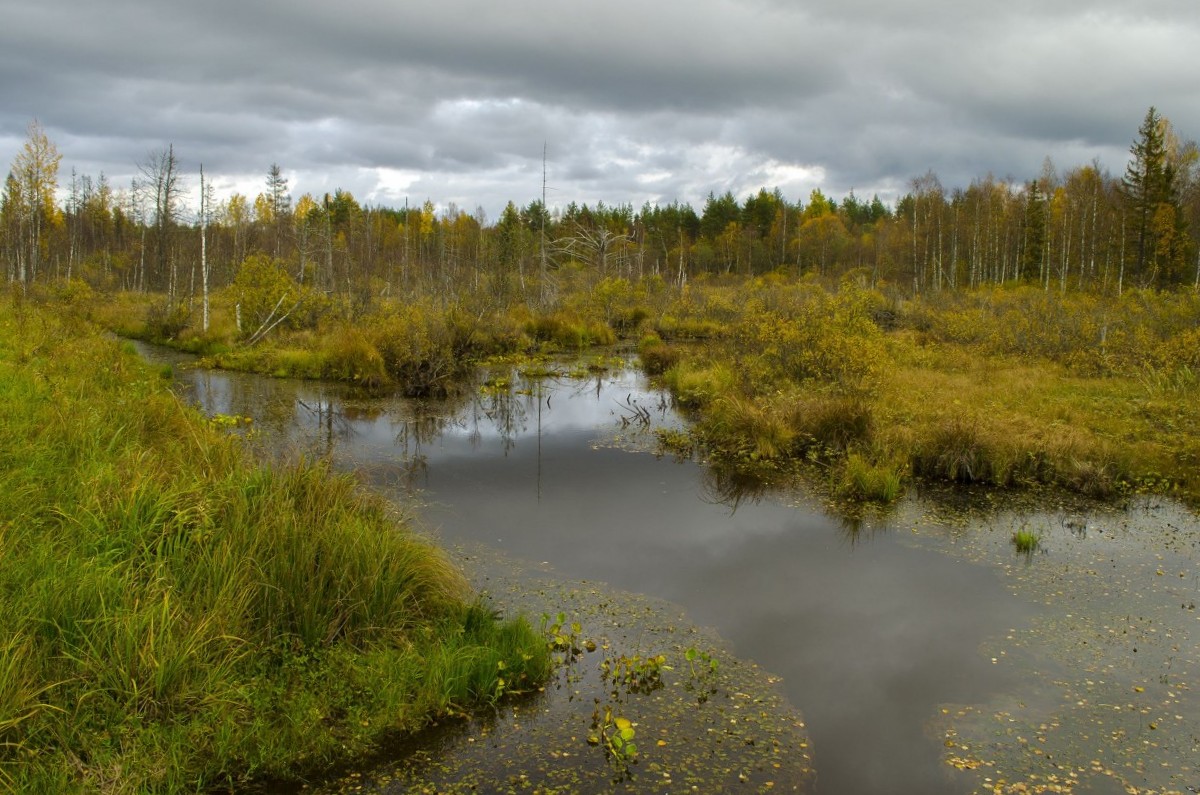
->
<box><xmin>321</xmin><ymin>327</ymin><xmax>388</xmax><ymax>385</ymax></box>
<box><xmin>638</xmin><ymin>333</ymin><xmax>682</xmax><ymax>376</ymax></box>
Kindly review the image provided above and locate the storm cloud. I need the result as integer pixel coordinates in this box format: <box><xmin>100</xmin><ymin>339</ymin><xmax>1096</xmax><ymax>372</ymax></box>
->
<box><xmin>2</xmin><ymin>0</ymin><xmax>1196</xmax><ymax>216</ymax></box>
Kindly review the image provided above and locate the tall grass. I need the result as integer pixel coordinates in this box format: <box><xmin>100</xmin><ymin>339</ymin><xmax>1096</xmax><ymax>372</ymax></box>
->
<box><xmin>0</xmin><ymin>299</ymin><xmax>549</xmax><ymax>792</ymax></box>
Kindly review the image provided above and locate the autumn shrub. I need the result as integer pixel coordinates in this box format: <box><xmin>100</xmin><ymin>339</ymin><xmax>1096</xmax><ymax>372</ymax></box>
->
<box><xmin>231</xmin><ymin>253</ymin><xmax>326</xmax><ymax>341</ymax></box>
<box><xmin>320</xmin><ymin>326</ymin><xmax>388</xmax><ymax>385</ymax></box>
<box><xmin>730</xmin><ymin>287</ymin><xmax>886</xmax><ymax>393</ymax></box>
<box><xmin>368</xmin><ymin>305</ymin><xmax>461</xmax><ymax>396</ymax></box>
<box><xmin>144</xmin><ymin>299</ymin><xmax>192</xmax><ymax>340</ymax></box>
<box><xmin>637</xmin><ymin>332</ymin><xmax>682</xmax><ymax>375</ymax></box>
<box><xmin>704</xmin><ymin>393</ymin><xmax>795</xmax><ymax>461</ymax></box>
<box><xmin>661</xmin><ymin>361</ymin><xmax>736</xmax><ymax>409</ymax></box>
<box><xmin>447</xmin><ymin>307</ymin><xmax>526</xmax><ymax>357</ymax></box>
<box><xmin>571</xmin><ymin>275</ymin><xmax>647</xmax><ymax>330</ymax></box>
<box><xmin>653</xmin><ymin>314</ymin><xmax>724</xmax><ymax>340</ymax></box>
<box><xmin>524</xmin><ymin>311</ymin><xmax>615</xmax><ymax>349</ymax></box>
<box><xmin>899</xmin><ymin>286</ymin><xmax>1200</xmax><ymax>379</ymax></box>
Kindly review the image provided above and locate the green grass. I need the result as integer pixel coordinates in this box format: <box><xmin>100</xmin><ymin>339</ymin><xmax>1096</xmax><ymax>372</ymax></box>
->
<box><xmin>1011</xmin><ymin>527</ymin><xmax>1042</xmax><ymax>554</ymax></box>
<box><xmin>836</xmin><ymin>454</ymin><xmax>904</xmax><ymax>503</ymax></box>
<box><xmin>0</xmin><ymin>299</ymin><xmax>550</xmax><ymax>793</ymax></box>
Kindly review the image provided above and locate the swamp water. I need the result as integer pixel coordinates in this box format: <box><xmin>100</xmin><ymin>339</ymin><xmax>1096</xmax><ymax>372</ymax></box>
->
<box><xmin>138</xmin><ymin>344</ymin><xmax>1199</xmax><ymax>795</ymax></box>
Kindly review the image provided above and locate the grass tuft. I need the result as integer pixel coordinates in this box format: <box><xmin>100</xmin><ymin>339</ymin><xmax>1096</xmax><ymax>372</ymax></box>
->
<box><xmin>1011</xmin><ymin>527</ymin><xmax>1042</xmax><ymax>555</ymax></box>
<box><xmin>836</xmin><ymin>453</ymin><xmax>904</xmax><ymax>503</ymax></box>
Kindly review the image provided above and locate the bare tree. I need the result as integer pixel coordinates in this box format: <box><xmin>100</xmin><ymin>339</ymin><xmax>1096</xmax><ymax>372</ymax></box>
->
<box><xmin>140</xmin><ymin>145</ymin><xmax>184</xmax><ymax>297</ymax></box>
<box><xmin>199</xmin><ymin>164</ymin><xmax>213</xmax><ymax>332</ymax></box>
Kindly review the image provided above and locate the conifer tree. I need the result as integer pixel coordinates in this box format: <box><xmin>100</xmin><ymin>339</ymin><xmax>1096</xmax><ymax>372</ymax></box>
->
<box><xmin>1121</xmin><ymin>106</ymin><xmax>1183</xmax><ymax>284</ymax></box>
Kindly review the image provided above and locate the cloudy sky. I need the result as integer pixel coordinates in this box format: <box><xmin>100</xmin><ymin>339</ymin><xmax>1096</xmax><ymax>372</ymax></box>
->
<box><xmin>2</xmin><ymin>0</ymin><xmax>1197</xmax><ymax>219</ymax></box>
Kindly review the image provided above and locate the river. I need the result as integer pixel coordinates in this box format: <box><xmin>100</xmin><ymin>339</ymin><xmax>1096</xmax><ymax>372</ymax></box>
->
<box><xmin>137</xmin><ymin>344</ymin><xmax>1199</xmax><ymax>795</ymax></box>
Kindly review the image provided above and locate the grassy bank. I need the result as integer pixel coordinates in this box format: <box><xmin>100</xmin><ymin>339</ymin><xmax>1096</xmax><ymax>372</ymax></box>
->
<box><xmin>87</xmin><ymin>285</ymin><xmax>618</xmax><ymax>397</ymax></box>
<box><xmin>0</xmin><ymin>298</ymin><xmax>550</xmax><ymax>792</ymax></box>
<box><xmin>645</xmin><ymin>279</ymin><xmax>1200</xmax><ymax>504</ymax></box>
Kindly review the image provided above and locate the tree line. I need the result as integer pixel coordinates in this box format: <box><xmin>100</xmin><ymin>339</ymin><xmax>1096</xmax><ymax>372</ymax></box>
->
<box><xmin>3</xmin><ymin>107</ymin><xmax>1197</xmax><ymax>311</ymax></box>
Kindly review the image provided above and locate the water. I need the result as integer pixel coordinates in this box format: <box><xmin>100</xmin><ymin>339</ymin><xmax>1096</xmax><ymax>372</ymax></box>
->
<box><xmin>141</xmin><ymin>344</ymin><xmax>1200</xmax><ymax>794</ymax></box>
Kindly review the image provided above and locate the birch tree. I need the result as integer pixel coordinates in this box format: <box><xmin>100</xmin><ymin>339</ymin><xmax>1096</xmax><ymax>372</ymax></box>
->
<box><xmin>7</xmin><ymin>120</ymin><xmax>62</xmax><ymax>292</ymax></box>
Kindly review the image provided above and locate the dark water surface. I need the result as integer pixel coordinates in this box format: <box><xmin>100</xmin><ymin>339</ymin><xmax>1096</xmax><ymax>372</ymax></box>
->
<box><xmin>139</xmin><ymin>344</ymin><xmax>1199</xmax><ymax>795</ymax></box>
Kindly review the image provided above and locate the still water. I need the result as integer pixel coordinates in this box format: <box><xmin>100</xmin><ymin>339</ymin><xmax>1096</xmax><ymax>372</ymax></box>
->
<box><xmin>140</xmin><ymin>345</ymin><xmax>1199</xmax><ymax>795</ymax></box>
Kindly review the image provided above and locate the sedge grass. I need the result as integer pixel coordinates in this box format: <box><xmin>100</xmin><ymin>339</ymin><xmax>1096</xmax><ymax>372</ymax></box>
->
<box><xmin>0</xmin><ymin>299</ymin><xmax>549</xmax><ymax>792</ymax></box>
<box><xmin>1011</xmin><ymin>527</ymin><xmax>1042</xmax><ymax>554</ymax></box>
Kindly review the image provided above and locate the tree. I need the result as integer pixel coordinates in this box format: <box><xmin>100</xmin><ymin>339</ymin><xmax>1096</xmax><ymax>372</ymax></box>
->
<box><xmin>0</xmin><ymin>173</ymin><xmax>22</xmax><ymax>285</ymax></box>
<box><xmin>293</xmin><ymin>193</ymin><xmax>320</xmax><ymax>285</ymax></box>
<box><xmin>1020</xmin><ymin>180</ymin><xmax>1047</xmax><ymax>284</ymax></box>
<box><xmin>266</xmin><ymin>163</ymin><xmax>291</xmax><ymax>259</ymax></box>
<box><xmin>492</xmin><ymin>201</ymin><xmax>528</xmax><ymax>301</ymax></box>
<box><xmin>1121</xmin><ymin>107</ymin><xmax>1183</xmax><ymax>286</ymax></box>
<box><xmin>6</xmin><ymin>120</ymin><xmax>62</xmax><ymax>291</ymax></box>
<box><xmin>139</xmin><ymin>145</ymin><xmax>184</xmax><ymax>296</ymax></box>
<box><xmin>198</xmin><ymin>165</ymin><xmax>213</xmax><ymax>332</ymax></box>
<box><xmin>223</xmin><ymin>193</ymin><xmax>251</xmax><ymax>266</ymax></box>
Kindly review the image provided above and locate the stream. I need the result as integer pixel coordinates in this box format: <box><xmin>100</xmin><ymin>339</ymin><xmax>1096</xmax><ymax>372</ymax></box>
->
<box><xmin>136</xmin><ymin>344</ymin><xmax>1199</xmax><ymax>795</ymax></box>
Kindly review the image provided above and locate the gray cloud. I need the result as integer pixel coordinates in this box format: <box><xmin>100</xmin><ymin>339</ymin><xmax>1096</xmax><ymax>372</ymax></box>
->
<box><xmin>1</xmin><ymin>0</ymin><xmax>1197</xmax><ymax>218</ymax></box>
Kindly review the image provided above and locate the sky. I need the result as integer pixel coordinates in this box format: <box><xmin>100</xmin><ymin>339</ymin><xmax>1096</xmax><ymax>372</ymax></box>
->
<box><xmin>2</xmin><ymin>0</ymin><xmax>1197</xmax><ymax>220</ymax></box>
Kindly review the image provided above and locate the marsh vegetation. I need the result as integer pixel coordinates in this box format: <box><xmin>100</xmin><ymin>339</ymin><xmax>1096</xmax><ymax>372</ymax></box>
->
<box><xmin>0</xmin><ymin>303</ymin><xmax>549</xmax><ymax>792</ymax></box>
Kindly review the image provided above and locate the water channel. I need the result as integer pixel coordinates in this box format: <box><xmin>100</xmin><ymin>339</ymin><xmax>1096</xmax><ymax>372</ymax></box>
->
<box><xmin>137</xmin><ymin>344</ymin><xmax>1199</xmax><ymax>795</ymax></box>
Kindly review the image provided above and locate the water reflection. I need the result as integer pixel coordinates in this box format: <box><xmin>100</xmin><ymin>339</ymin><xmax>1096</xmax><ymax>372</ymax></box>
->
<box><xmin>138</xmin><ymin>344</ymin><xmax>1037</xmax><ymax>795</ymax></box>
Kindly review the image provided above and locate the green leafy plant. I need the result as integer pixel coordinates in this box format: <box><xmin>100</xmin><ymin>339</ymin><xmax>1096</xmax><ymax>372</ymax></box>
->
<box><xmin>600</xmin><ymin>653</ymin><xmax>667</xmax><ymax>695</ymax></box>
<box><xmin>542</xmin><ymin>612</ymin><xmax>583</xmax><ymax>658</ymax></box>
<box><xmin>588</xmin><ymin>704</ymin><xmax>638</xmax><ymax>775</ymax></box>
<box><xmin>684</xmin><ymin>647</ymin><xmax>719</xmax><ymax>704</ymax></box>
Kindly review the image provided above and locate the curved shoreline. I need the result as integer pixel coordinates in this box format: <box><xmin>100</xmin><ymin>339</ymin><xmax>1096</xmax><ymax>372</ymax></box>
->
<box><xmin>311</xmin><ymin>541</ymin><xmax>817</xmax><ymax>794</ymax></box>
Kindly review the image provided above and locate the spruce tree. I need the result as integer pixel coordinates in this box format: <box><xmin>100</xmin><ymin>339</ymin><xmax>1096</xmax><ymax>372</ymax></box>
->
<box><xmin>1121</xmin><ymin>106</ymin><xmax>1180</xmax><ymax>284</ymax></box>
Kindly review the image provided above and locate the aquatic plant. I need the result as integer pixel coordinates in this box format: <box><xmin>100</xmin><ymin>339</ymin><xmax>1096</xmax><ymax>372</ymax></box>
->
<box><xmin>600</xmin><ymin>653</ymin><xmax>668</xmax><ymax>695</ymax></box>
<box><xmin>1011</xmin><ymin>526</ymin><xmax>1042</xmax><ymax>555</ymax></box>
<box><xmin>589</xmin><ymin>704</ymin><xmax>638</xmax><ymax>774</ymax></box>
<box><xmin>684</xmin><ymin>647</ymin><xmax>720</xmax><ymax>705</ymax></box>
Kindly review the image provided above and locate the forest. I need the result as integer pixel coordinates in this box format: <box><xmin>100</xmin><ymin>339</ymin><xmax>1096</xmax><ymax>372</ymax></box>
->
<box><xmin>4</xmin><ymin>107</ymin><xmax>1198</xmax><ymax>308</ymax></box>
